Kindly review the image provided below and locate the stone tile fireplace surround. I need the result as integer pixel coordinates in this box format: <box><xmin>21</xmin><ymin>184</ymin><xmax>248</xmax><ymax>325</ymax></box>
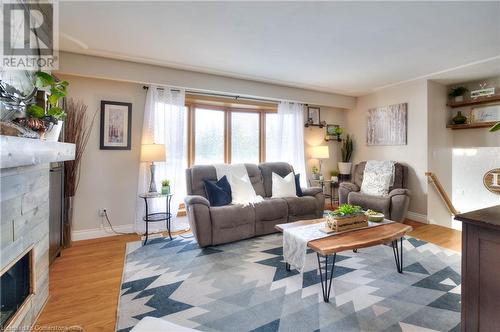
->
<box><xmin>0</xmin><ymin>136</ymin><xmax>75</xmax><ymax>330</ymax></box>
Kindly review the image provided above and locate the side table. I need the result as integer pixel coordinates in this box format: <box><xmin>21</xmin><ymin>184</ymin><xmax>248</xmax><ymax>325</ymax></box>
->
<box><xmin>311</xmin><ymin>179</ymin><xmax>335</xmax><ymax>207</ymax></box>
<box><xmin>139</xmin><ymin>192</ymin><xmax>174</xmax><ymax>245</ymax></box>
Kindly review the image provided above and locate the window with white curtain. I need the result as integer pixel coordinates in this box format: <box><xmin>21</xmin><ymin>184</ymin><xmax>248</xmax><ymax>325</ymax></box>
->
<box><xmin>231</xmin><ymin>112</ymin><xmax>260</xmax><ymax>164</ymax></box>
<box><xmin>189</xmin><ymin>105</ymin><xmax>279</xmax><ymax>165</ymax></box>
<box><xmin>194</xmin><ymin>108</ymin><xmax>225</xmax><ymax>165</ymax></box>
<box><xmin>265</xmin><ymin>113</ymin><xmax>280</xmax><ymax>162</ymax></box>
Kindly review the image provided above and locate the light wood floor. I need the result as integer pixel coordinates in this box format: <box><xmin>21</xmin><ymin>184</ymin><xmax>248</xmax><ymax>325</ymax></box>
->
<box><xmin>36</xmin><ymin>220</ymin><xmax>461</xmax><ymax>331</ymax></box>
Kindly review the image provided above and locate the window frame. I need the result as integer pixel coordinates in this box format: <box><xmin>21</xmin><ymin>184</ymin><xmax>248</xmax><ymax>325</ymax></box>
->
<box><xmin>186</xmin><ymin>102</ymin><xmax>277</xmax><ymax>166</ymax></box>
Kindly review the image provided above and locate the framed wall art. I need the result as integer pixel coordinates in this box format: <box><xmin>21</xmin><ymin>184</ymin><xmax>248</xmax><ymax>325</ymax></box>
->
<box><xmin>307</xmin><ymin>106</ymin><xmax>321</xmax><ymax>125</ymax></box>
<box><xmin>471</xmin><ymin>104</ymin><xmax>500</xmax><ymax>123</ymax></box>
<box><xmin>100</xmin><ymin>101</ymin><xmax>132</xmax><ymax>150</ymax></box>
<box><xmin>367</xmin><ymin>102</ymin><xmax>407</xmax><ymax>146</ymax></box>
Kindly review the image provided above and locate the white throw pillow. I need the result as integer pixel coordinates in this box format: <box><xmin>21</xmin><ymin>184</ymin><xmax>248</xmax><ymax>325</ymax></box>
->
<box><xmin>360</xmin><ymin>172</ymin><xmax>392</xmax><ymax>196</ymax></box>
<box><xmin>230</xmin><ymin>173</ymin><xmax>261</xmax><ymax>205</ymax></box>
<box><xmin>271</xmin><ymin>172</ymin><xmax>298</xmax><ymax>198</ymax></box>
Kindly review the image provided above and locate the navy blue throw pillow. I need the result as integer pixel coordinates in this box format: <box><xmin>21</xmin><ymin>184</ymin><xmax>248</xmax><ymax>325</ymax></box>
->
<box><xmin>203</xmin><ymin>176</ymin><xmax>232</xmax><ymax>206</ymax></box>
<box><xmin>295</xmin><ymin>174</ymin><xmax>303</xmax><ymax>197</ymax></box>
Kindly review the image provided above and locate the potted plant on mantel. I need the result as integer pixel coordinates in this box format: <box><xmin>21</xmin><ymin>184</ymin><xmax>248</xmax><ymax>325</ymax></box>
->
<box><xmin>338</xmin><ymin>134</ymin><xmax>353</xmax><ymax>175</ymax></box>
<box><xmin>13</xmin><ymin>71</ymin><xmax>68</xmax><ymax>141</ymax></box>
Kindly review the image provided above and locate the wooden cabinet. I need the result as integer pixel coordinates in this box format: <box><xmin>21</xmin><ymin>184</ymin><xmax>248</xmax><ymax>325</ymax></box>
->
<box><xmin>455</xmin><ymin>205</ymin><xmax>500</xmax><ymax>332</ymax></box>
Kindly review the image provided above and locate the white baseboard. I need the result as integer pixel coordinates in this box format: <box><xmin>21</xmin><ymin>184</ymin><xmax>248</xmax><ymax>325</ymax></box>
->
<box><xmin>72</xmin><ymin>224</ymin><xmax>136</xmax><ymax>241</ymax></box>
<box><xmin>406</xmin><ymin>211</ymin><xmax>428</xmax><ymax>224</ymax></box>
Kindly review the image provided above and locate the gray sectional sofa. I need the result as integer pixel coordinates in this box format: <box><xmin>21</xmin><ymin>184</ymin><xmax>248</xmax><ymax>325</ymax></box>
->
<box><xmin>184</xmin><ymin>162</ymin><xmax>325</xmax><ymax>247</ymax></box>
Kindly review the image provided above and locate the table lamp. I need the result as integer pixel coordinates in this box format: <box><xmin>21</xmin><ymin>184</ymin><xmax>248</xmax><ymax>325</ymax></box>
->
<box><xmin>141</xmin><ymin>144</ymin><xmax>166</xmax><ymax>193</ymax></box>
<box><xmin>311</xmin><ymin>145</ymin><xmax>329</xmax><ymax>175</ymax></box>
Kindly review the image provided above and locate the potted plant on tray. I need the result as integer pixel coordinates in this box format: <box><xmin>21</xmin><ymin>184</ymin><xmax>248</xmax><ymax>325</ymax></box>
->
<box><xmin>161</xmin><ymin>179</ymin><xmax>171</xmax><ymax>194</ymax></box>
<box><xmin>338</xmin><ymin>134</ymin><xmax>353</xmax><ymax>175</ymax></box>
<box><xmin>326</xmin><ymin>204</ymin><xmax>367</xmax><ymax>232</ymax></box>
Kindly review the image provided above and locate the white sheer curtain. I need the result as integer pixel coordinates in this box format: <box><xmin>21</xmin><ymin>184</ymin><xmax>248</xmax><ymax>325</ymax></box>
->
<box><xmin>135</xmin><ymin>86</ymin><xmax>187</xmax><ymax>234</ymax></box>
<box><xmin>267</xmin><ymin>101</ymin><xmax>308</xmax><ymax>187</ymax></box>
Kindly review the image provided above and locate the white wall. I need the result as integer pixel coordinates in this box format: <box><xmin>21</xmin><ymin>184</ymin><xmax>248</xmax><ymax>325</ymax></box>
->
<box><xmin>452</xmin><ymin>148</ymin><xmax>500</xmax><ymax>214</ymax></box>
<box><xmin>427</xmin><ymin>81</ymin><xmax>453</xmax><ymax>227</ymax></box>
<box><xmin>345</xmin><ymin>80</ymin><xmax>429</xmax><ymax>217</ymax></box>
<box><xmin>57</xmin><ymin>52</ymin><xmax>355</xmax><ymax>109</ymax></box>
<box><xmin>60</xmin><ymin>75</ymin><xmax>146</xmax><ymax>236</ymax></box>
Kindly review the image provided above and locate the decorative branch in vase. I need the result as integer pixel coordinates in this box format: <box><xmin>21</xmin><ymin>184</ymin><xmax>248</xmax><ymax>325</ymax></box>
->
<box><xmin>63</xmin><ymin>98</ymin><xmax>96</xmax><ymax>247</ymax></box>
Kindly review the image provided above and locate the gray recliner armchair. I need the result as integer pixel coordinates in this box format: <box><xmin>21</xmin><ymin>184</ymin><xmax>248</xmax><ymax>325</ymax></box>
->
<box><xmin>339</xmin><ymin>161</ymin><xmax>411</xmax><ymax>222</ymax></box>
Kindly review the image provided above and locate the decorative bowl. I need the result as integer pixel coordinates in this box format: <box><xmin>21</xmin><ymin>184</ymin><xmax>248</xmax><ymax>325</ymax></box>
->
<box><xmin>365</xmin><ymin>211</ymin><xmax>384</xmax><ymax>222</ymax></box>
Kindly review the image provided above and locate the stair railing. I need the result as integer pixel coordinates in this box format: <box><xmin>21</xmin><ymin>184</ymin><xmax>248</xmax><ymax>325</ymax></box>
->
<box><xmin>425</xmin><ymin>172</ymin><xmax>460</xmax><ymax>216</ymax></box>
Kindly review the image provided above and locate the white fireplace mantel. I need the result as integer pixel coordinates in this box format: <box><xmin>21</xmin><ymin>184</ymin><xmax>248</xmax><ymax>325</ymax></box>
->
<box><xmin>0</xmin><ymin>135</ymin><xmax>76</xmax><ymax>169</ymax></box>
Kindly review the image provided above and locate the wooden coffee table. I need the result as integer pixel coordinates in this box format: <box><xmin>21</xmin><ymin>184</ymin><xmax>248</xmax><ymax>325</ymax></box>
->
<box><xmin>275</xmin><ymin>218</ymin><xmax>412</xmax><ymax>302</ymax></box>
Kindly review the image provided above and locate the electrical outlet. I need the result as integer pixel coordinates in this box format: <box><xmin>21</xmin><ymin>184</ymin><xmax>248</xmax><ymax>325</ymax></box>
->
<box><xmin>98</xmin><ymin>208</ymin><xmax>106</xmax><ymax>217</ymax></box>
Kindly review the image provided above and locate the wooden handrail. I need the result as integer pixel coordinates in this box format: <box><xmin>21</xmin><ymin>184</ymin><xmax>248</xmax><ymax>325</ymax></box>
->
<box><xmin>425</xmin><ymin>172</ymin><xmax>460</xmax><ymax>216</ymax></box>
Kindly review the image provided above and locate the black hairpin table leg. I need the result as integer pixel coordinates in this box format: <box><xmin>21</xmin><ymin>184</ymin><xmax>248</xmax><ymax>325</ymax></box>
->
<box><xmin>317</xmin><ymin>253</ymin><xmax>336</xmax><ymax>303</ymax></box>
<box><xmin>285</xmin><ymin>262</ymin><xmax>291</xmax><ymax>271</ymax></box>
<box><xmin>392</xmin><ymin>237</ymin><xmax>404</xmax><ymax>273</ymax></box>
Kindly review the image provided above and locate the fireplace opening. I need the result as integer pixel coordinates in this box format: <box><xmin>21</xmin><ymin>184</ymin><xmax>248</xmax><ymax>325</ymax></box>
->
<box><xmin>1</xmin><ymin>250</ymin><xmax>32</xmax><ymax>329</ymax></box>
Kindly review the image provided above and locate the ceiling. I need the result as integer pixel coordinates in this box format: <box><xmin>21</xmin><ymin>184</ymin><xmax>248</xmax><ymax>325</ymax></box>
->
<box><xmin>59</xmin><ymin>1</ymin><xmax>500</xmax><ymax>96</ymax></box>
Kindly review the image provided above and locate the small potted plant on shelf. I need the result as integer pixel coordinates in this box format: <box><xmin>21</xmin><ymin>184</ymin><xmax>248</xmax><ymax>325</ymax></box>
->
<box><xmin>334</xmin><ymin>126</ymin><xmax>343</xmax><ymax>142</ymax></box>
<box><xmin>338</xmin><ymin>134</ymin><xmax>353</xmax><ymax>175</ymax></box>
<box><xmin>326</xmin><ymin>204</ymin><xmax>367</xmax><ymax>232</ymax></box>
<box><xmin>449</xmin><ymin>86</ymin><xmax>468</xmax><ymax>103</ymax></box>
<box><xmin>330</xmin><ymin>170</ymin><xmax>339</xmax><ymax>183</ymax></box>
<box><xmin>161</xmin><ymin>179</ymin><xmax>171</xmax><ymax>194</ymax></box>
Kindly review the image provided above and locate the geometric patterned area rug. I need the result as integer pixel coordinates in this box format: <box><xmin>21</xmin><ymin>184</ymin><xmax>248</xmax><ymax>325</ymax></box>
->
<box><xmin>116</xmin><ymin>234</ymin><xmax>461</xmax><ymax>332</ymax></box>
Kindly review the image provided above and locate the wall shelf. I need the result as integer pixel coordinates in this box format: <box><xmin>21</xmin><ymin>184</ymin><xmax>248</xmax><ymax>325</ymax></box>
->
<box><xmin>447</xmin><ymin>94</ymin><xmax>500</xmax><ymax>108</ymax></box>
<box><xmin>446</xmin><ymin>122</ymin><xmax>496</xmax><ymax>130</ymax></box>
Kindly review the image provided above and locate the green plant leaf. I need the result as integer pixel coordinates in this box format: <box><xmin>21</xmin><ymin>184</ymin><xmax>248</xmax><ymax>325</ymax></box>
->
<box><xmin>50</xmin><ymin>87</ymin><xmax>66</xmax><ymax>98</ymax></box>
<box><xmin>48</xmin><ymin>94</ymin><xmax>59</xmax><ymax>107</ymax></box>
<box><xmin>26</xmin><ymin>104</ymin><xmax>46</xmax><ymax>118</ymax></box>
<box><xmin>490</xmin><ymin>122</ymin><xmax>500</xmax><ymax>132</ymax></box>
<box><xmin>47</xmin><ymin>107</ymin><xmax>66</xmax><ymax>120</ymax></box>
<box><xmin>34</xmin><ymin>71</ymin><xmax>55</xmax><ymax>88</ymax></box>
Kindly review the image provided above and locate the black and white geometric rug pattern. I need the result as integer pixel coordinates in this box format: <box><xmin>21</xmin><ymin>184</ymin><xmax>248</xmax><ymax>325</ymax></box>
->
<box><xmin>116</xmin><ymin>234</ymin><xmax>461</xmax><ymax>332</ymax></box>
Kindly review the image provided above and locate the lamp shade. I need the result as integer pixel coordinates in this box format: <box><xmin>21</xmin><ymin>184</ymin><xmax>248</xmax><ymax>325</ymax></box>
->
<box><xmin>140</xmin><ymin>144</ymin><xmax>166</xmax><ymax>162</ymax></box>
<box><xmin>311</xmin><ymin>145</ymin><xmax>329</xmax><ymax>159</ymax></box>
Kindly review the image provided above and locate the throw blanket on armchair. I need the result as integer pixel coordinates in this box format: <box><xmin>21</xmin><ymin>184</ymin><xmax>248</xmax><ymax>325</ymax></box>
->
<box><xmin>214</xmin><ymin>164</ymin><xmax>264</xmax><ymax>206</ymax></box>
<box><xmin>360</xmin><ymin>160</ymin><xmax>396</xmax><ymax>196</ymax></box>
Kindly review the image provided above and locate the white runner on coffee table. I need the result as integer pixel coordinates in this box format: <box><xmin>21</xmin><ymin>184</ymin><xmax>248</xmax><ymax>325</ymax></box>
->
<box><xmin>283</xmin><ymin>219</ymin><xmax>394</xmax><ymax>272</ymax></box>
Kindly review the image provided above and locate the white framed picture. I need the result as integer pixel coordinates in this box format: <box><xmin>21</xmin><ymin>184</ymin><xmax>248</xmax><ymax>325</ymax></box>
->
<box><xmin>472</xmin><ymin>105</ymin><xmax>500</xmax><ymax>123</ymax></box>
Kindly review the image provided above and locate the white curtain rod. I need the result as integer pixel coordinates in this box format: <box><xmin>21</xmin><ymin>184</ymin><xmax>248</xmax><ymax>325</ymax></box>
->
<box><xmin>142</xmin><ymin>86</ymin><xmax>299</xmax><ymax>105</ymax></box>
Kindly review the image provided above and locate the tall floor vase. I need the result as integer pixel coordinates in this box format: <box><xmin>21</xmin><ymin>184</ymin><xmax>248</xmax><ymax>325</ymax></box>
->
<box><xmin>63</xmin><ymin>196</ymin><xmax>74</xmax><ymax>248</ymax></box>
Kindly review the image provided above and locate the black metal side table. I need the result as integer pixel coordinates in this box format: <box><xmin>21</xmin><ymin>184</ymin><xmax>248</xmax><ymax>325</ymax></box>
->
<box><xmin>139</xmin><ymin>192</ymin><xmax>174</xmax><ymax>245</ymax></box>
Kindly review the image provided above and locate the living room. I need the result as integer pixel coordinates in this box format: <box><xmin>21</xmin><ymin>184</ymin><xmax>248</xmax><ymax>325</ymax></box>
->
<box><xmin>1</xmin><ymin>2</ymin><xmax>499</xmax><ymax>332</ymax></box>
